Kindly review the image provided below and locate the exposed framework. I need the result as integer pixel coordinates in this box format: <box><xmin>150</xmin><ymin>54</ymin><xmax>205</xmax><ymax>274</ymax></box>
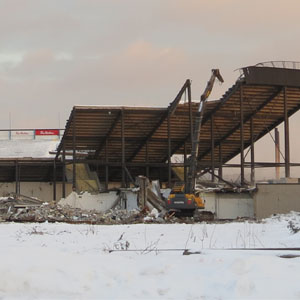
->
<box><xmin>53</xmin><ymin>63</ymin><xmax>300</xmax><ymax>198</ymax></box>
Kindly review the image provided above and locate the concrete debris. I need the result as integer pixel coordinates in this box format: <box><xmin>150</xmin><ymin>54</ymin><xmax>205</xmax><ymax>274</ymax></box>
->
<box><xmin>58</xmin><ymin>191</ymin><xmax>119</xmax><ymax>212</ymax></box>
<box><xmin>0</xmin><ymin>194</ymin><xmax>188</xmax><ymax>224</ymax></box>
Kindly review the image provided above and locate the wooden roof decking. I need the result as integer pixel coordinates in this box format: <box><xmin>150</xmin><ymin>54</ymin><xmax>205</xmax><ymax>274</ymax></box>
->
<box><xmin>57</xmin><ymin>65</ymin><xmax>300</xmax><ymax>177</ymax></box>
<box><xmin>58</xmin><ymin>101</ymin><xmax>220</xmax><ymax>164</ymax></box>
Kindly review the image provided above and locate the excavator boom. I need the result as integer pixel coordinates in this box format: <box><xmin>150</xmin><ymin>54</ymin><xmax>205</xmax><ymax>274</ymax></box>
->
<box><xmin>166</xmin><ymin>69</ymin><xmax>223</xmax><ymax>216</ymax></box>
<box><xmin>186</xmin><ymin>69</ymin><xmax>224</xmax><ymax>194</ymax></box>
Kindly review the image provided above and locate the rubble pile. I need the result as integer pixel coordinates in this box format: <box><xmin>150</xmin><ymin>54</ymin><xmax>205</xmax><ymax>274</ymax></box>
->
<box><xmin>0</xmin><ymin>194</ymin><xmax>187</xmax><ymax>224</ymax></box>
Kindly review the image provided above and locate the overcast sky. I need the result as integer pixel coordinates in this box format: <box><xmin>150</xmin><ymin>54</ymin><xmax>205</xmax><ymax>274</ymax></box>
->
<box><xmin>1</xmin><ymin>0</ymin><xmax>300</xmax><ymax>178</ymax></box>
<box><xmin>1</xmin><ymin>0</ymin><xmax>299</xmax><ymax>129</ymax></box>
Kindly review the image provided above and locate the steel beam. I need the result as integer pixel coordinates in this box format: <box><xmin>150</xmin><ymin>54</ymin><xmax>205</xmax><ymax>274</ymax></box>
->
<box><xmin>284</xmin><ymin>86</ymin><xmax>290</xmax><ymax>177</ymax></box>
<box><xmin>146</xmin><ymin>140</ymin><xmax>149</xmax><ymax>178</ymax></box>
<box><xmin>72</xmin><ymin>108</ymin><xmax>76</xmax><ymax>191</ymax></box>
<box><xmin>94</xmin><ymin>110</ymin><xmax>121</xmax><ymax>158</ymax></box>
<box><xmin>55</xmin><ymin>109</ymin><xmax>74</xmax><ymax>159</ymax></box>
<box><xmin>105</xmin><ymin>139</ymin><xmax>109</xmax><ymax>190</ymax></box>
<box><xmin>188</xmin><ymin>80</ymin><xmax>193</xmax><ymax>145</ymax></box>
<box><xmin>211</xmin><ymin>115</ymin><xmax>215</xmax><ymax>182</ymax></box>
<box><xmin>165</xmin><ymin>82</ymin><xmax>242</xmax><ymax>160</ymax></box>
<box><xmin>250</xmin><ymin>117</ymin><xmax>255</xmax><ymax>184</ymax></box>
<box><xmin>184</xmin><ymin>142</ymin><xmax>187</xmax><ymax>186</ymax></box>
<box><xmin>218</xmin><ymin>143</ymin><xmax>223</xmax><ymax>180</ymax></box>
<box><xmin>168</xmin><ymin>113</ymin><xmax>171</xmax><ymax>187</ymax></box>
<box><xmin>240</xmin><ymin>85</ymin><xmax>245</xmax><ymax>186</ymax></box>
<box><xmin>198</xmin><ymin>86</ymin><xmax>283</xmax><ymax>161</ymax></box>
<box><xmin>128</xmin><ymin>79</ymin><xmax>190</xmax><ymax>162</ymax></box>
<box><xmin>53</xmin><ymin>159</ymin><xmax>56</xmax><ymax>201</ymax></box>
<box><xmin>275</xmin><ymin>128</ymin><xmax>280</xmax><ymax>180</ymax></box>
<box><xmin>15</xmin><ymin>161</ymin><xmax>19</xmax><ymax>194</ymax></box>
<box><xmin>62</xmin><ymin>143</ymin><xmax>66</xmax><ymax>198</ymax></box>
<box><xmin>121</xmin><ymin>109</ymin><xmax>125</xmax><ymax>187</ymax></box>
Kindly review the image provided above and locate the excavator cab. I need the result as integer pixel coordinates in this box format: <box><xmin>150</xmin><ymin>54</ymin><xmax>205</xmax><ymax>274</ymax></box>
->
<box><xmin>166</xmin><ymin>183</ymin><xmax>205</xmax><ymax>216</ymax></box>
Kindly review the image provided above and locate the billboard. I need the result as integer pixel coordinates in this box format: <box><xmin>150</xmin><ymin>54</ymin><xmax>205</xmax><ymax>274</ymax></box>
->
<box><xmin>35</xmin><ymin>129</ymin><xmax>59</xmax><ymax>136</ymax></box>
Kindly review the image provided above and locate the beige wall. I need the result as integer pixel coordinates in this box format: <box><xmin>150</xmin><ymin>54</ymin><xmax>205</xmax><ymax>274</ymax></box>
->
<box><xmin>254</xmin><ymin>183</ymin><xmax>300</xmax><ymax>220</ymax></box>
<box><xmin>201</xmin><ymin>191</ymin><xmax>254</xmax><ymax>219</ymax></box>
<box><xmin>0</xmin><ymin>182</ymin><xmax>73</xmax><ymax>202</ymax></box>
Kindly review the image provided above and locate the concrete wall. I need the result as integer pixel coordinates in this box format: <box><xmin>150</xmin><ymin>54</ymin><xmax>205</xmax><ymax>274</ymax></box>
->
<box><xmin>0</xmin><ymin>182</ymin><xmax>73</xmax><ymax>202</ymax></box>
<box><xmin>200</xmin><ymin>191</ymin><xmax>254</xmax><ymax>219</ymax></box>
<box><xmin>254</xmin><ymin>183</ymin><xmax>300</xmax><ymax>220</ymax></box>
<box><xmin>59</xmin><ymin>191</ymin><xmax>118</xmax><ymax>212</ymax></box>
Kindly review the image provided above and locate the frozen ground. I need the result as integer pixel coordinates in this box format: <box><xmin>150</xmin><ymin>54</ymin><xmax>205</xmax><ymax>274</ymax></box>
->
<box><xmin>0</xmin><ymin>213</ymin><xmax>300</xmax><ymax>299</ymax></box>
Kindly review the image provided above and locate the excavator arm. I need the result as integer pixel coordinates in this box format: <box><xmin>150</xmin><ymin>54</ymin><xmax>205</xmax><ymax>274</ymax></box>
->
<box><xmin>186</xmin><ymin>69</ymin><xmax>224</xmax><ymax>193</ymax></box>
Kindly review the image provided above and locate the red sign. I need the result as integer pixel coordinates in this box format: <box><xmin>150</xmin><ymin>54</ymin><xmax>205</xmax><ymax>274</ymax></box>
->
<box><xmin>35</xmin><ymin>129</ymin><xmax>59</xmax><ymax>136</ymax></box>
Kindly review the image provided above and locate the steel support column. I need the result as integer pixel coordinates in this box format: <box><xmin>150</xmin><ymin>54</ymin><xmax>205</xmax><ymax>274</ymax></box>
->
<box><xmin>188</xmin><ymin>80</ymin><xmax>193</xmax><ymax>145</ymax></box>
<box><xmin>184</xmin><ymin>142</ymin><xmax>187</xmax><ymax>185</ymax></box>
<box><xmin>105</xmin><ymin>139</ymin><xmax>109</xmax><ymax>190</ymax></box>
<box><xmin>275</xmin><ymin>128</ymin><xmax>280</xmax><ymax>180</ymax></box>
<box><xmin>167</xmin><ymin>113</ymin><xmax>171</xmax><ymax>187</ymax></box>
<box><xmin>240</xmin><ymin>86</ymin><xmax>245</xmax><ymax>185</ymax></box>
<box><xmin>250</xmin><ymin>117</ymin><xmax>255</xmax><ymax>185</ymax></box>
<box><xmin>146</xmin><ymin>140</ymin><xmax>149</xmax><ymax>178</ymax></box>
<box><xmin>53</xmin><ymin>159</ymin><xmax>56</xmax><ymax>201</ymax></box>
<box><xmin>211</xmin><ymin>115</ymin><xmax>215</xmax><ymax>182</ymax></box>
<box><xmin>218</xmin><ymin>143</ymin><xmax>223</xmax><ymax>181</ymax></box>
<box><xmin>121</xmin><ymin>109</ymin><xmax>125</xmax><ymax>187</ymax></box>
<box><xmin>284</xmin><ymin>86</ymin><xmax>290</xmax><ymax>177</ymax></box>
<box><xmin>72</xmin><ymin>109</ymin><xmax>76</xmax><ymax>191</ymax></box>
<box><xmin>15</xmin><ymin>161</ymin><xmax>19</xmax><ymax>194</ymax></box>
<box><xmin>62</xmin><ymin>143</ymin><xmax>66</xmax><ymax>198</ymax></box>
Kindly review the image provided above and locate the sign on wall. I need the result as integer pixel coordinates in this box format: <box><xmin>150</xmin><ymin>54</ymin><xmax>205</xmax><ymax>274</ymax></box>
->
<box><xmin>35</xmin><ymin>129</ymin><xmax>60</xmax><ymax>136</ymax></box>
<box><xmin>11</xmin><ymin>130</ymin><xmax>34</xmax><ymax>140</ymax></box>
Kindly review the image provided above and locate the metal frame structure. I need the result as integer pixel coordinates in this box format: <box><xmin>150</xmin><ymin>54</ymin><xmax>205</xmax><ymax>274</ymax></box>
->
<box><xmin>52</xmin><ymin>64</ymin><xmax>300</xmax><ymax>198</ymax></box>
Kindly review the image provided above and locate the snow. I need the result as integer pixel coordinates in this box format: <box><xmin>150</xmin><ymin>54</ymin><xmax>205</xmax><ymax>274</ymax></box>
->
<box><xmin>0</xmin><ymin>140</ymin><xmax>58</xmax><ymax>158</ymax></box>
<box><xmin>0</xmin><ymin>212</ymin><xmax>300</xmax><ymax>299</ymax></box>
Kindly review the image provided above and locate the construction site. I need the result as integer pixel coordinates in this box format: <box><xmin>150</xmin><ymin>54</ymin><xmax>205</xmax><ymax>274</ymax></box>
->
<box><xmin>0</xmin><ymin>61</ymin><xmax>300</xmax><ymax>223</ymax></box>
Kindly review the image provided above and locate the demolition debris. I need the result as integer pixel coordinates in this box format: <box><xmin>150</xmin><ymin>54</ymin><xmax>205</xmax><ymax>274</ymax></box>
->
<box><xmin>0</xmin><ymin>193</ymin><xmax>189</xmax><ymax>224</ymax></box>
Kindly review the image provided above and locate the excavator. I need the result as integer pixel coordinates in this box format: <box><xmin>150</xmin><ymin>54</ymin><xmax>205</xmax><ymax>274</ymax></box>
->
<box><xmin>166</xmin><ymin>69</ymin><xmax>224</xmax><ymax>216</ymax></box>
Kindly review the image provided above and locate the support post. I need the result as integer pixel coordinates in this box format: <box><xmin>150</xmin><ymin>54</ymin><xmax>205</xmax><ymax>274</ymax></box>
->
<box><xmin>53</xmin><ymin>159</ymin><xmax>56</xmax><ymax>201</ymax></box>
<box><xmin>62</xmin><ymin>143</ymin><xmax>66</xmax><ymax>198</ymax></box>
<box><xmin>121</xmin><ymin>109</ymin><xmax>125</xmax><ymax>187</ymax></box>
<box><xmin>105</xmin><ymin>139</ymin><xmax>109</xmax><ymax>190</ymax></box>
<box><xmin>275</xmin><ymin>128</ymin><xmax>280</xmax><ymax>180</ymax></box>
<box><xmin>184</xmin><ymin>142</ymin><xmax>187</xmax><ymax>185</ymax></box>
<box><xmin>15</xmin><ymin>161</ymin><xmax>19</xmax><ymax>194</ymax></box>
<box><xmin>72</xmin><ymin>109</ymin><xmax>76</xmax><ymax>191</ymax></box>
<box><xmin>167</xmin><ymin>113</ymin><xmax>171</xmax><ymax>187</ymax></box>
<box><xmin>250</xmin><ymin>117</ymin><xmax>255</xmax><ymax>185</ymax></box>
<box><xmin>284</xmin><ymin>86</ymin><xmax>290</xmax><ymax>177</ymax></box>
<box><xmin>188</xmin><ymin>80</ymin><xmax>193</xmax><ymax>146</ymax></box>
<box><xmin>146</xmin><ymin>140</ymin><xmax>149</xmax><ymax>178</ymax></box>
<box><xmin>240</xmin><ymin>85</ymin><xmax>245</xmax><ymax>186</ymax></box>
<box><xmin>218</xmin><ymin>143</ymin><xmax>223</xmax><ymax>181</ymax></box>
<box><xmin>211</xmin><ymin>115</ymin><xmax>215</xmax><ymax>182</ymax></box>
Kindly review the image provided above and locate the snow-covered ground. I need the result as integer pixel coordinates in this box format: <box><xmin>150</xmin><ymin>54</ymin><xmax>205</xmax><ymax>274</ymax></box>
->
<box><xmin>1</xmin><ymin>213</ymin><xmax>300</xmax><ymax>299</ymax></box>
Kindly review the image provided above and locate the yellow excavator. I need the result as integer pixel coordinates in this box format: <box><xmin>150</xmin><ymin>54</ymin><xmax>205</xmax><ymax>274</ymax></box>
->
<box><xmin>166</xmin><ymin>69</ymin><xmax>224</xmax><ymax>215</ymax></box>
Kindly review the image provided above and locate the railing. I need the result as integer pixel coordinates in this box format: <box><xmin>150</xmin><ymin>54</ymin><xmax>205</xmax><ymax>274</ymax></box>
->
<box><xmin>254</xmin><ymin>61</ymin><xmax>300</xmax><ymax>69</ymax></box>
